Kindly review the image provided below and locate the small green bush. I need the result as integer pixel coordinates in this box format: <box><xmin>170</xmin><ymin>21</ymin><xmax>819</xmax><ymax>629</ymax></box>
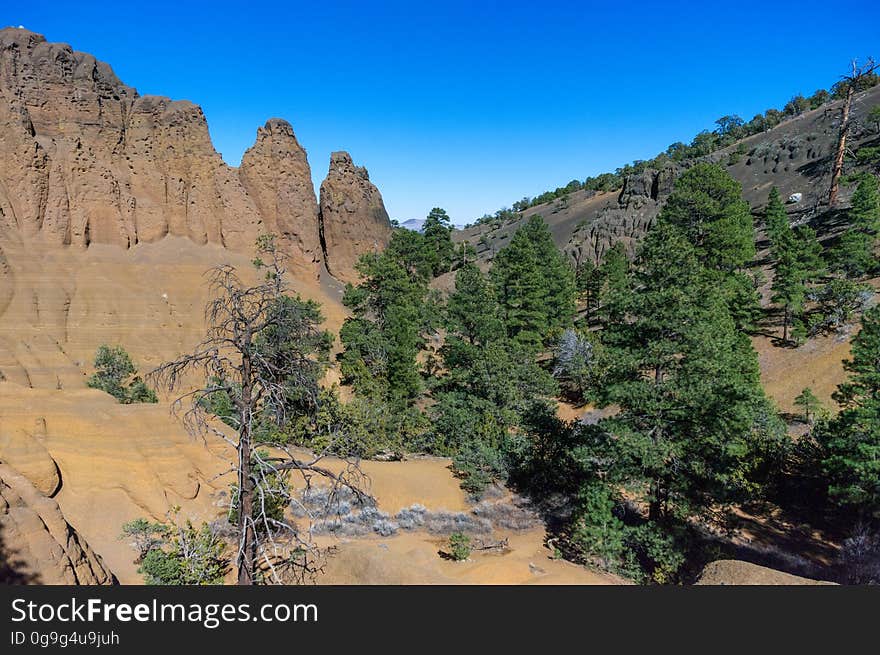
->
<box><xmin>87</xmin><ymin>345</ymin><xmax>158</xmax><ymax>404</ymax></box>
<box><xmin>137</xmin><ymin>521</ymin><xmax>226</xmax><ymax>585</ymax></box>
<box><xmin>120</xmin><ymin>518</ymin><xmax>168</xmax><ymax>563</ymax></box>
<box><xmin>448</xmin><ymin>532</ymin><xmax>471</xmax><ymax>561</ymax></box>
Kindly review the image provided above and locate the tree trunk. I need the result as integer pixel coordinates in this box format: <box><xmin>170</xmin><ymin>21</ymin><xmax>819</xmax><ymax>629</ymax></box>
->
<box><xmin>648</xmin><ymin>480</ymin><xmax>663</xmax><ymax>522</ymax></box>
<box><xmin>829</xmin><ymin>84</ymin><xmax>854</xmax><ymax>208</ymax></box>
<box><xmin>782</xmin><ymin>305</ymin><xmax>790</xmax><ymax>344</ymax></box>
<box><xmin>237</xmin><ymin>431</ymin><xmax>255</xmax><ymax>585</ymax></box>
<box><xmin>237</xmin><ymin>357</ymin><xmax>255</xmax><ymax>586</ymax></box>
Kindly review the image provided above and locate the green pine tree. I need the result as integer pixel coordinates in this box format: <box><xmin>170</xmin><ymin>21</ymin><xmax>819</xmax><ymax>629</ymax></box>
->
<box><xmin>764</xmin><ymin>187</ymin><xmax>789</xmax><ymax>245</ymax></box>
<box><xmin>87</xmin><ymin>344</ymin><xmax>158</xmax><ymax>404</ymax></box>
<box><xmin>491</xmin><ymin>215</ymin><xmax>576</xmax><ymax>348</ymax></box>
<box><xmin>591</xmin><ymin>221</ymin><xmax>785</xmax><ymax>582</ymax></box>
<box><xmin>575</xmin><ymin>258</ymin><xmax>604</xmax><ymax>324</ymax></box>
<box><xmin>850</xmin><ymin>174</ymin><xmax>880</xmax><ymax>233</ymax></box>
<box><xmin>828</xmin><ymin>175</ymin><xmax>880</xmax><ymax>278</ymax></box>
<box><xmin>597</xmin><ymin>242</ymin><xmax>630</xmax><ymax>327</ymax></box>
<box><xmin>794</xmin><ymin>387</ymin><xmax>823</xmax><ymax>425</ymax></box>
<box><xmin>829</xmin><ymin>230</ymin><xmax>875</xmax><ymax>278</ymax></box>
<box><xmin>817</xmin><ymin>305</ymin><xmax>880</xmax><ymax>514</ymax></box>
<box><xmin>340</xmin><ymin>228</ymin><xmax>439</xmax><ymax>403</ymax></box>
<box><xmin>659</xmin><ymin>163</ymin><xmax>760</xmax><ymax>330</ymax></box>
<box><xmin>446</xmin><ymin>262</ymin><xmax>503</xmax><ymax>345</ymax></box>
<box><xmin>770</xmin><ymin>222</ymin><xmax>825</xmax><ymax>344</ymax></box>
<box><xmin>659</xmin><ymin>162</ymin><xmax>756</xmax><ymax>271</ymax></box>
<box><xmin>422</xmin><ymin>207</ymin><xmax>456</xmax><ymax>276</ymax></box>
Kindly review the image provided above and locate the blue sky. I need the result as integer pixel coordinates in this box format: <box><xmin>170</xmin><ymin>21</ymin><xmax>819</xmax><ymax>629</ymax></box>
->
<box><xmin>6</xmin><ymin>1</ymin><xmax>878</xmax><ymax>225</ymax></box>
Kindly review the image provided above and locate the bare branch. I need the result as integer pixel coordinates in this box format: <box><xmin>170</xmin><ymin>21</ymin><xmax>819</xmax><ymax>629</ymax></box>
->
<box><xmin>148</xmin><ymin>240</ymin><xmax>370</xmax><ymax>585</ymax></box>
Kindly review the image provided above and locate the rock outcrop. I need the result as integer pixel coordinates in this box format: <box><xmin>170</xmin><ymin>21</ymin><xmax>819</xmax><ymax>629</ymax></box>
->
<box><xmin>0</xmin><ymin>385</ymin><xmax>239</xmax><ymax>583</ymax></box>
<box><xmin>566</xmin><ymin>165</ymin><xmax>677</xmax><ymax>263</ymax></box>
<box><xmin>696</xmin><ymin>559</ymin><xmax>834</xmax><ymax>586</ymax></box>
<box><xmin>319</xmin><ymin>151</ymin><xmax>392</xmax><ymax>282</ymax></box>
<box><xmin>0</xmin><ymin>426</ymin><xmax>60</xmax><ymax>497</ymax></box>
<box><xmin>239</xmin><ymin>119</ymin><xmax>322</xmax><ymax>269</ymax></box>
<box><xmin>0</xmin><ymin>28</ymin><xmax>258</xmax><ymax>252</ymax></box>
<box><xmin>0</xmin><ymin>462</ymin><xmax>116</xmax><ymax>584</ymax></box>
<box><xmin>0</xmin><ymin>27</ymin><xmax>391</xmax><ymax>280</ymax></box>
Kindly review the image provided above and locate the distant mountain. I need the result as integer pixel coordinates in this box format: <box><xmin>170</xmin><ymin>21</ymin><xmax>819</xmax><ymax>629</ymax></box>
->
<box><xmin>400</xmin><ymin>218</ymin><xmax>426</xmax><ymax>232</ymax></box>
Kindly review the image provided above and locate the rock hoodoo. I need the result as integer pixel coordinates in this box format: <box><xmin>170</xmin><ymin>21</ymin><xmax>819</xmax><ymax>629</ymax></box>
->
<box><xmin>0</xmin><ymin>27</ymin><xmax>391</xmax><ymax>280</ymax></box>
<box><xmin>318</xmin><ymin>151</ymin><xmax>393</xmax><ymax>282</ymax></box>
<box><xmin>239</xmin><ymin>118</ymin><xmax>322</xmax><ymax>270</ymax></box>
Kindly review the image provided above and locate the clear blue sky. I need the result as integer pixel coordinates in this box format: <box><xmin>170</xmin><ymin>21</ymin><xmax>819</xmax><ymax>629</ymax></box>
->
<box><xmin>6</xmin><ymin>1</ymin><xmax>878</xmax><ymax>225</ymax></box>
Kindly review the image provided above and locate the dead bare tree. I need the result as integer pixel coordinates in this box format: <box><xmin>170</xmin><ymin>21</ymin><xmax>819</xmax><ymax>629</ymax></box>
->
<box><xmin>829</xmin><ymin>58</ymin><xmax>878</xmax><ymax>207</ymax></box>
<box><xmin>149</xmin><ymin>235</ymin><xmax>370</xmax><ymax>585</ymax></box>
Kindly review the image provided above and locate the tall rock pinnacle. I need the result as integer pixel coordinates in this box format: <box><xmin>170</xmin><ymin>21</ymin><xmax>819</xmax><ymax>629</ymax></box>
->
<box><xmin>318</xmin><ymin>151</ymin><xmax>392</xmax><ymax>282</ymax></box>
<box><xmin>239</xmin><ymin>118</ymin><xmax>322</xmax><ymax>270</ymax></box>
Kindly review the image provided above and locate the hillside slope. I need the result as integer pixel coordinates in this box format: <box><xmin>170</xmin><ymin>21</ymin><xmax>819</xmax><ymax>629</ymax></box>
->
<box><xmin>455</xmin><ymin>84</ymin><xmax>880</xmax><ymax>413</ymax></box>
<box><xmin>457</xmin><ymin>83</ymin><xmax>880</xmax><ymax>265</ymax></box>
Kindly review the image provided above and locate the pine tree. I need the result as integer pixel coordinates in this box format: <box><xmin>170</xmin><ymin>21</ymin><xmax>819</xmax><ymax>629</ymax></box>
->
<box><xmin>446</xmin><ymin>262</ymin><xmax>503</xmax><ymax>345</ymax></box>
<box><xmin>422</xmin><ymin>207</ymin><xmax>456</xmax><ymax>276</ymax></box>
<box><xmin>600</xmin><ymin>221</ymin><xmax>784</xmax><ymax>529</ymax></box>
<box><xmin>659</xmin><ymin>163</ymin><xmax>760</xmax><ymax>330</ymax></box>
<box><xmin>491</xmin><ymin>215</ymin><xmax>576</xmax><ymax>348</ymax></box>
<box><xmin>764</xmin><ymin>187</ymin><xmax>788</xmax><ymax>244</ymax></box>
<box><xmin>340</xmin><ymin>228</ymin><xmax>438</xmax><ymax>402</ymax></box>
<box><xmin>436</xmin><ymin>249</ymin><xmax>559</xmax><ymax>481</ymax></box>
<box><xmin>850</xmin><ymin>174</ymin><xmax>880</xmax><ymax>233</ymax></box>
<box><xmin>575</xmin><ymin>258</ymin><xmax>604</xmax><ymax>324</ymax></box>
<box><xmin>597</xmin><ymin>242</ymin><xmax>630</xmax><ymax>327</ymax></box>
<box><xmin>571</xmin><ymin>483</ymin><xmax>625</xmax><ymax>569</ymax></box>
<box><xmin>794</xmin><ymin>387</ymin><xmax>822</xmax><ymax>425</ymax></box>
<box><xmin>817</xmin><ymin>305</ymin><xmax>880</xmax><ymax>514</ymax></box>
<box><xmin>770</xmin><ymin>223</ymin><xmax>825</xmax><ymax>344</ymax></box>
<box><xmin>659</xmin><ymin>163</ymin><xmax>756</xmax><ymax>271</ymax></box>
<box><xmin>829</xmin><ymin>175</ymin><xmax>880</xmax><ymax>278</ymax></box>
<box><xmin>434</xmin><ymin>323</ymin><xmax>556</xmax><ymax>477</ymax></box>
<box><xmin>829</xmin><ymin>230</ymin><xmax>875</xmax><ymax>278</ymax></box>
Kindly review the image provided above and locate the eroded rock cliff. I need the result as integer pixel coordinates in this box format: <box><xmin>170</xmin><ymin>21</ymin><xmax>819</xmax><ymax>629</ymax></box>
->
<box><xmin>239</xmin><ymin>118</ymin><xmax>322</xmax><ymax>268</ymax></box>
<box><xmin>0</xmin><ymin>462</ymin><xmax>116</xmax><ymax>585</ymax></box>
<box><xmin>0</xmin><ymin>28</ymin><xmax>257</xmax><ymax>252</ymax></box>
<box><xmin>0</xmin><ymin>27</ymin><xmax>389</xmax><ymax>282</ymax></box>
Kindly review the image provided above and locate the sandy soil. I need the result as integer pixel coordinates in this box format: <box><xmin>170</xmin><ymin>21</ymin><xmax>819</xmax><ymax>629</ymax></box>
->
<box><xmin>696</xmin><ymin>559</ymin><xmax>833</xmax><ymax>585</ymax></box>
<box><xmin>754</xmin><ymin>331</ymin><xmax>851</xmax><ymax>414</ymax></box>
<box><xmin>318</xmin><ymin>530</ymin><xmax>619</xmax><ymax>585</ymax></box>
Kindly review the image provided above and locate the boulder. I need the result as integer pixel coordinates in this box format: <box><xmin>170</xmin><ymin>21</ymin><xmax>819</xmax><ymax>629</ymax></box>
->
<box><xmin>0</xmin><ymin>462</ymin><xmax>116</xmax><ymax>584</ymax></box>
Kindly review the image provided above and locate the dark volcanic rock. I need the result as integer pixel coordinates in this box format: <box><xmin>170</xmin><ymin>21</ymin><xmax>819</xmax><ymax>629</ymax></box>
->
<box><xmin>568</xmin><ymin>166</ymin><xmax>678</xmax><ymax>262</ymax></box>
